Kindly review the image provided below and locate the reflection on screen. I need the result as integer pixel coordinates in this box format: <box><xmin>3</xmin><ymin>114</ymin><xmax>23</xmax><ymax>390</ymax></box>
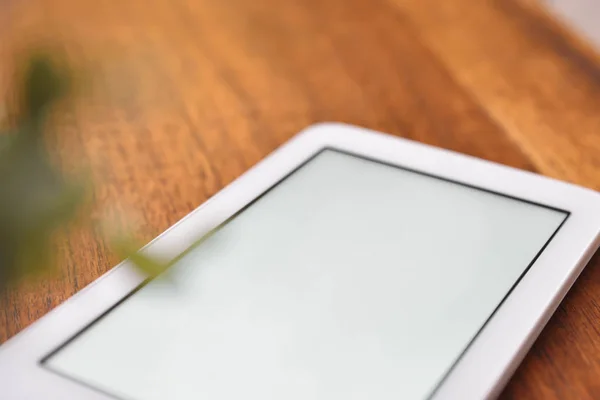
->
<box><xmin>44</xmin><ymin>150</ymin><xmax>567</xmax><ymax>400</ymax></box>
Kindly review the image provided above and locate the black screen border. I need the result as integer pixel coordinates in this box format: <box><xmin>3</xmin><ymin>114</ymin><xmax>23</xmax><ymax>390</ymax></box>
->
<box><xmin>40</xmin><ymin>147</ymin><xmax>570</xmax><ymax>399</ymax></box>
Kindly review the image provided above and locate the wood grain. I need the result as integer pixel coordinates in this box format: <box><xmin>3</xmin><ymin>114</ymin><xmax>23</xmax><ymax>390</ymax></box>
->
<box><xmin>1</xmin><ymin>0</ymin><xmax>599</xmax><ymax>398</ymax></box>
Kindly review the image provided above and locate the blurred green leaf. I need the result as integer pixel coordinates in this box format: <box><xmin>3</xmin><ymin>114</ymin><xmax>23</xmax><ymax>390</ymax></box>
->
<box><xmin>0</xmin><ymin>50</ymin><xmax>167</xmax><ymax>292</ymax></box>
<box><xmin>23</xmin><ymin>52</ymin><xmax>70</xmax><ymax>127</ymax></box>
<box><xmin>110</xmin><ymin>236</ymin><xmax>168</xmax><ymax>278</ymax></box>
<box><xmin>0</xmin><ymin>53</ymin><xmax>75</xmax><ymax>290</ymax></box>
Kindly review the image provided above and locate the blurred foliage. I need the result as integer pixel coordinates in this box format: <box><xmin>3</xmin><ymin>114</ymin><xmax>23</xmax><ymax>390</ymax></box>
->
<box><xmin>0</xmin><ymin>51</ymin><xmax>166</xmax><ymax>292</ymax></box>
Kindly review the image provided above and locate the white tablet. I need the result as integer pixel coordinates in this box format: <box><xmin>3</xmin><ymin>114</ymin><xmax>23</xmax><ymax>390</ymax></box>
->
<box><xmin>1</xmin><ymin>123</ymin><xmax>599</xmax><ymax>400</ymax></box>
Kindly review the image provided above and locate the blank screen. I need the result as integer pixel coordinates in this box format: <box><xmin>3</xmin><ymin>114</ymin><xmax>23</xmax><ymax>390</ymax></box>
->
<box><xmin>44</xmin><ymin>149</ymin><xmax>567</xmax><ymax>400</ymax></box>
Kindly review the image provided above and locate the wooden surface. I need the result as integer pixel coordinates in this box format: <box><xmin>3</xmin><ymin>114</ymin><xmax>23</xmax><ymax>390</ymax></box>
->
<box><xmin>1</xmin><ymin>0</ymin><xmax>600</xmax><ymax>398</ymax></box>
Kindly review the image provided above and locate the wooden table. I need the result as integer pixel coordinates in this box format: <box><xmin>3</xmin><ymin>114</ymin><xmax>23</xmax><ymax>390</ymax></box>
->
<box><xmin>1</xmin><ymin>0</ymin><xmax>600</xmax><ymax>398</ymax></box>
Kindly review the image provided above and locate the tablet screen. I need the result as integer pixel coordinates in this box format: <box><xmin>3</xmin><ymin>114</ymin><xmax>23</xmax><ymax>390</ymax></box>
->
<box><xmin>43</xmin><ymin>149</ymin><xmax>567</xmax><ymax>400</ymax></box>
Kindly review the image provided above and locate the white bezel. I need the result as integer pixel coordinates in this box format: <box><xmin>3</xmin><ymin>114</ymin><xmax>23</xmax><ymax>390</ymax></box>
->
<box><xmin>1</xmin><ymin>123</ymin><xmax>599</xmax><ymax>400</ymax></box>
